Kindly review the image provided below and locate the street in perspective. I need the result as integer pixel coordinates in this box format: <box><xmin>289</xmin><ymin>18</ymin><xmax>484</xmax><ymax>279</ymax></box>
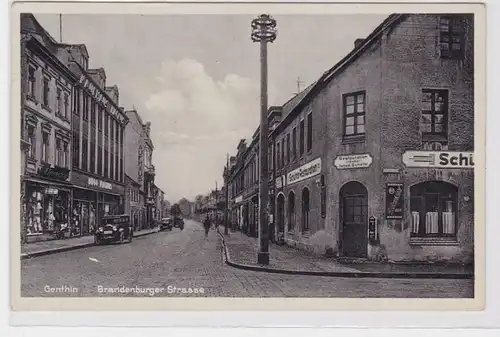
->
<box><xmin>19</xmin><ymin>12</ymin><xmax>475</xmax><ymax>298</ymax></box>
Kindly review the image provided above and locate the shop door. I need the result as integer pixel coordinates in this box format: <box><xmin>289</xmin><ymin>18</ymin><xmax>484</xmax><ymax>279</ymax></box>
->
<box><xmin>340</xmin><ymin>182</ymin><xmax>368</xmax><ymax>258</ymax></box>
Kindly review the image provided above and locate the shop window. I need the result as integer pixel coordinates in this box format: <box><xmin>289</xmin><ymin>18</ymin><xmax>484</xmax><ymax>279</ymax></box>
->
<box><xmin>410</xmin><ymin>181</ymin><xmax>458</xmax><ymax>238</ymax></box>
<box><xmin>28</xmin><ymin>65</ymin><xmax>36</xmax><ymax>99</ymax></box>
<box><xmin>97</xmin><ymin>144</ymin><xmax>103</xmax><ymax>175</ymax></box>
<box><xmin>63</xmin><ymin>93</ymin><xmax>69</xmax><ymax>119</ymax></box>
<box><xmin>27</xmin><ymin>125</ymin><xmax>36</xmax><ymax>159</ymax></box>
<box><xmin>104</xmin><ymin>148</ymin><xmax>109</xmax><ymax>178</ymax></box>
<box><xmin>82</xmin><ymin>94</ymin><xmax>89</xmax><ymax>121</ymax></box>
<box><xmin>292</xmin><ymin>127</ymin><xmax>297</xmax><ymax>161</ymax></box>
<box><xmin>299</xmin><ymin>119</ymin><xmax>305</xmax><ymax>156</ymax></box>
<box><xmin>439</xmin><ymin>16</ymin><xmax>465</xmax><ymax>59</ymax></box>
<box><xmin>90</xmin><ymin>100</ymin><xmax>96</xmax><ymax>127</ymax></box>
<box><xmin>343</xmin><ymin>91</ymin><xmax>365</xmax><ymax>139</ymax></box>
<box><xmin>43</xmin><ymin>77</ymin><xmax>50</xmax><ymax>108</ymax></box>
<box><xmin>41</xmin><ymin>132</ymin><xmax>49</xmax><ymax>163</ymax></box>
<box><xmin>302</xmin><ymin>187</ymin><xmax>310</xmax><ymax>232</ymax></box>
<box><xmin>97</xmin><ymin>106</ymin><xmax>103</xmax><ymax>130</ymax></box>
<box><xmin>307</xmin><ymin>111</ymin><xmax>313</xmax><ymax>152</ymax></box>
<box><xmin>276</xmin><ymin>142</ymin><xmax>281</xmax><ymax>169</ymax></box>
<box><xmin>281</xmin><ymin>139</ymin><xmax>285</xmax><ymax>168</ymax></box>
<box><xmin>421</xmin><ymin>89</ymin><xmax>448</xmax><ymax>140</ymax></box>
<box><xmin>56</xmin><ymin>88</ymin><xmax>62</xmax><ymax>115</ymax></box>
<box><xmin>90</xmin><ymin>139</ymin><xmax>96</xmax><ymax>174</ymax></box>
<box><xmin>288</xmin><ymin>191</ymin><xmax>295</xmax><ymax>231</ymax></box>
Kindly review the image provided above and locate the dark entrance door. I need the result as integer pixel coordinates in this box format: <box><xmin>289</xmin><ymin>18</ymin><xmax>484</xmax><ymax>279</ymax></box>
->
<box><xmin>276</xmin><ymin>194</ymin><xmax>285</xmax><ymax>233</ymax></box>
<box><xmin>340</xmin><ymin>181</ymin><xmax>368</xmax><ymax>258</ymax></box>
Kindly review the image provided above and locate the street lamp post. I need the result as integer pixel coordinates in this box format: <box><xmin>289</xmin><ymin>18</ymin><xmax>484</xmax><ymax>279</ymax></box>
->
<box><xmin>251</xmin><ymin>14</ymin><xmax>277</xmax><ymax>265</ymax></box>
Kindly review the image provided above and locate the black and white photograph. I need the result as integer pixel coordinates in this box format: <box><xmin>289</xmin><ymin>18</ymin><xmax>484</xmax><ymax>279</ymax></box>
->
<box><xmin>10</xmin><ymin>1</ymin><xmax>486</xmax><ymax>312</ymax></box>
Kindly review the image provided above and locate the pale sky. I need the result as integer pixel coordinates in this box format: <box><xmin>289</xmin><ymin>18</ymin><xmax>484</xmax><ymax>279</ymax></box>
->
<box><xmin>34</xmin><ymin>13</ymin><xmax>386</xmax><ymax>203</ymax></box>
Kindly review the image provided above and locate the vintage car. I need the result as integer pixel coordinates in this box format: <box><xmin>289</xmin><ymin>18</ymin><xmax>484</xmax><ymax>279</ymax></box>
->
<box><xmin>94</xmin><ymin>214</ymin><xmax>133</xmax><ymax>245</ymax></box>
<box><xmin>159</xmin><ymin>217</ymin><xmax>173</xmax><ymax>231</ymax></box>
<box><xmin>173</xmin><ymin>216</ymin><xmax>185</xmax><ymax>230</ymax></box>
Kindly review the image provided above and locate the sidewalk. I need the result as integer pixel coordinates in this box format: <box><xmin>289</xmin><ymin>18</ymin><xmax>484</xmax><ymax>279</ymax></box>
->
<box><xmin>217</xmin><ymin>227</ymin><xmax>474</xmax><ymax>279</ymax></box>
<box><xmin>21</xmin><ymin>227</ymin><xmax>160</xmax><ymax>259</ymax></box>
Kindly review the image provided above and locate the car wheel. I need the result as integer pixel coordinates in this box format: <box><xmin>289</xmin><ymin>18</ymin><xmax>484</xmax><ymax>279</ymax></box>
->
<box><xmin>119</xmin><ymin>232</ymin><xmax>125</xmax><ymax>244</ymax></box>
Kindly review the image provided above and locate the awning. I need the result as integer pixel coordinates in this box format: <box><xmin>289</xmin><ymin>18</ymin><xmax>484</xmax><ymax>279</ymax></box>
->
<box><xmin>24</xmin><ymin>177</ymin><xmax>73</xmax><ymax>191</ymax></box>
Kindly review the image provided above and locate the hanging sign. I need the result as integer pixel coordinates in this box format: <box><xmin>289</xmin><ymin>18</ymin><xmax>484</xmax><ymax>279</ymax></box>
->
<box><xmin>287</xmin><ymin>158</ymin><xmax>321</xmax><ymax>185</ymax></box>
<box><xmin>334</xmin><ymin>154</ymin><xmax>372</xmax><ymax>170</ymax></box>
<box><xmin>402</xmin><ymin>151</ymin><xmax>474</xmax><ymax>169</ymax></box>
<box><xmin>368</xmin><ymin>216</ymin><xmax>378</xmax><ymax>244</ymax></box>
<box><xmin>385</xmin><ymin>183</ymin><xmax>404</xmax><ymax>219</ymax></box>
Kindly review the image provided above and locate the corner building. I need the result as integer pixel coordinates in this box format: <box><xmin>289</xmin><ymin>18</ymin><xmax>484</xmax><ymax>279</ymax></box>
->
<box><xmin>273</xmin><ymin>14</ymin><xmax>475</xmax><ymax>263</ymax></box>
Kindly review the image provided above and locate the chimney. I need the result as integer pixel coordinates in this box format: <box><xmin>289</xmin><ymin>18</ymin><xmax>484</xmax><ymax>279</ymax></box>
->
<box><xmin>354</xmin><ymin>38</ymin><xmax>365</xmax><ymax>49</ymax></box>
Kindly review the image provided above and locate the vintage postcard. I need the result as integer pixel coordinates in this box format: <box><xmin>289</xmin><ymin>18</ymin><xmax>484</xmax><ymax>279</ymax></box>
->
<box><xmin>10</xmin><ymin>0</ymin><xmax>486</xmax><ymax>313</ymax></box>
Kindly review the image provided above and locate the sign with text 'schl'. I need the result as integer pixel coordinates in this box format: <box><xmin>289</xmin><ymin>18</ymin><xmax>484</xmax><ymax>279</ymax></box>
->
<box><xmin>334</xmin><ymin>154</ymin><xmax>372</xmax><ymax>170</ymax></box>
<box><xmin>402</xmin><ymin>151</ymin><xmax>474</xmax><ymax>169</ymax></box>
<box><xmin>287</xmin><ymin>158</ymin><xmax>321</xmax><ymax>185</ymax></box>
<box><xmin>386</xmin><ymin>183</ymin><xmax>404</xmax><ymax>220</ymax></box>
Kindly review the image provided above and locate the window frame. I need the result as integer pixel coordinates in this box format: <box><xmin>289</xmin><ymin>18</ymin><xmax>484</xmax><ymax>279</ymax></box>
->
<box><xmin>288</xmin><ymin>191</ymin><xmax>295</xmax><ymax>232</ymax></box>
<box><xmin>41</xmin><ymin>131</ymin><xmax>49</xmax><ymax>163</ymax></box>
<box><xmin>307</xmin><ymin>111</ymin><xmax>313</xmax><ymax>152</ymax></box>
<box><xmin>342</xmin><ymin>91</ymin><xmax>366</xmax><ymax>139</ymax></box>
<box><xmin>299</xmin><ymin>119</ymin><xmax>305</xmax><ymax>157</ymax></box>
<box><xmin>421</xmin><ymin>89</ymin><xmax>449</xmax><ymax>139</ymax></box>
<box><xmin>28</xmin><ymin>65</ymin><xmax>36</xmax><ymax>98</ymax></box>
<box><xmin>292</xmin><ymin>127</ymin><xmax>297</xmax><ymax>161</ymax></box>
<box><xmin>439</xmin><ymin>15</ymin><xmax>466</xmax><ymax>60</ymax></box>
<box><xmin>42</xmin><ymin>76</ymin><xmax>50</xmax><ymax>108</ymax></box>
<box><xmin>301</xmin><ymin>187</ymin><xmax>310</xmax><ymax>232</ymax></box>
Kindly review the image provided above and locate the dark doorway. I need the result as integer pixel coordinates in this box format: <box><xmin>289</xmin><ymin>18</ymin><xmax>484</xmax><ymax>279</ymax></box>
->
<box><xmin>340</xmin><ymin>181</ymin><xmax>368</xmax><ymax>258</ymax></box>
<box><xmin>277</xmin><ymin>193</ymin><xmax>285</xmax><ymax>234</ymax></box>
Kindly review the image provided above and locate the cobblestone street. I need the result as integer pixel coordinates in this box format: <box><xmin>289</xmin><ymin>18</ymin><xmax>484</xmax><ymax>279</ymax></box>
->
<box><xmin>21</xmin><ymin>220</ymin><xmax>474</xmax><ymax>298</ymax></box>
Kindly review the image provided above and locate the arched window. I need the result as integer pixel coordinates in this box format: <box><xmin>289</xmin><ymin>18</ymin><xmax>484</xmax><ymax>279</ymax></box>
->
<box><xmin>302</xmin><ymin>187</ymin><xmax>310</xmax><ymax>232</ymax></box>
<box><xmin>410</xmin><ymin>181</ymin><xmax>458</xmax><ymax>237</ymax></box>
<box><xmin>288</xmin><ymin>191</ymin><xmax>295</xmax><ymax>231</ymax></box>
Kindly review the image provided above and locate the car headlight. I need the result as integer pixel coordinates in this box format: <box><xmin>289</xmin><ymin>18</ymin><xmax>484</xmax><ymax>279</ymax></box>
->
<box><xmin>98</xmin><ymin>227</ymin><xmax>104</xmax><ymax>232</ymax></box>
<box><xmin>112</xmin><ymin>225</ymin><xmax>117</xmax><ymax>231</ymax></box>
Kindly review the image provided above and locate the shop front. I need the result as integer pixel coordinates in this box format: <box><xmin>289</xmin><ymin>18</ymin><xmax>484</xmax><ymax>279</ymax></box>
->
<box><xmin>23</xmin><ymin>164</ymin><xmax>72</xmax><ymax>238</ymax></box>
<box><xmin>71</xmin><ymin>170</ymin><xmax>125</xmax><ymax>236</ymax></box>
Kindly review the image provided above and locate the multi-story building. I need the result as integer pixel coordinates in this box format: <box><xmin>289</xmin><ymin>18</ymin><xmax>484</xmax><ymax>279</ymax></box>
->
<box><xmin>142</xmin><ymin>123</ymin><xmax>156</xmax><ymax>228</ymax></box>
<box><xmin>66</xmin><ymin>48</ymin><xmax>128</xmax><ymax>235</ymax></box>
<box><xmin>20</xmin><ymin>14</ymin><xmax>77</xmax><ymax>239</ymax></box>
<box><xmin>271</xmin><ymin>14</ymin><xmax>474</xmax><ymax>263</ymax></box>
<box><xmin>124</xmin><ymin>109</ymin><xmax>148</xmax><ymax>229</ymax></box>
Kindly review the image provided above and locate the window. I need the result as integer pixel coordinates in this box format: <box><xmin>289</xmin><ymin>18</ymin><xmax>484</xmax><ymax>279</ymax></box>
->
<box><xmin>104</xmin><ymin>112</ymin><xmax>109</xmax><ymax>136</ymax></box>
<box><xmin>288</xmin><ymin>191</ymin><xmax>295</xmax><ymax>231</ymax></box>
<box><xmin>307</xmin><ymin>112</ymin><xmax>313</xmax><ymax>152</ymax></box>
<box><xmin>286</xmin><ymin>133</ymin><xmax>290</xmax><ymax>165</ymax></box>
<box><xmin>72</xmin><ymin>128</ymin><xmax>80</xmax><ymax>168</ymax></box>
<box><xmin>302</xmin><ymin>187</ymin><xmax>310</xmax><ymax>232</ymax></box>
<box><xmin>97</xmin><ymin>142</ymin><xmax>103</xmax><ymax>175</ymax></box>
<box><xmin>56</xmin><ymin>88</ymin><xmax>62</xmax><ymax>115</ymax></box>
<box><xmin>421</xmin><ymin>89</ymin><xmax>448</xmax><ymax>138</ymax></box>
<box><xmin>90</xmin><ymin>100</ymin><xmax>96</xmax><ymax>127</ymax></box>
<box><xmin>343</xmin><ymin>91</ymin><xmax>365</xmax><ymax>137</ymax></box>
<box><xmin>82</xmin><ymin>134</ymin><xmax>88</xmax><ymax>171</ymax></box>
<box><xmin>27</xmin><ymin>126</ymin><xmax>36</xmax><ymax>159</ymax></box>
<box><xmin>276</xmin><ymin>142</ymin><xmax>281</xmax><ymax>169</ymax></box>
<box><xmin>281</xmin><ymin>139</ymin><xmax>285</xmax><ymax>168</ymax></box>
<box><xmin>292</xmin><ymin>127</ymin><xmax>297</xmax><ymax>161</ymax></box>
<box><xmin>73</xmin><ymin>89</ymin><xmax>80</xmax><ymax>116</ymax></box>
<box><xmin>410</xmin><ymin>181</ymin><xmax>457</xmax><ymax>238</ymax></box>
<box><xmin>82</xmin><ymin>93</ymin><xmax>88</xmax><ymax>120</ymax></box>
<box><xmin>299</xmin><ymin>120</ymin><xmax>305</xmax><ymax>156</ymax></box>
<box><xmin>63</xmin><ymin>141</ymin><xmax>69</xmax><ymax>168</ymax></box>
<box><xmin>43</xmin><ymin>77</ymin><xmax>50</xmax><ymax>107</ymax></box>
<box><xmin>28</xmin><ymin>66</ymin><xmax>36</xmax><ymax>98</ymax></box>
<box><xmin>63</xmin><ymin>93</ymin><xmax>69</xmax><ymax>119</ymax></box>
<box><xmin>439</xmin><ymin>16</ymin><xmax>465</xmax><ymax>59</ymax></box>
<box><xmin>98</xmin><ymin>105</ymin><xmax>103</xmax><ymax>130</ymax></box>
<box><xmin>55</xmin><ymin>138</ymin><xmax>62</xmax><ymax>166</ymax></box>
<box><xmin>41</xmin><ymin>132</ymin><xmax>49</xmax><ymax>163</ymax></box>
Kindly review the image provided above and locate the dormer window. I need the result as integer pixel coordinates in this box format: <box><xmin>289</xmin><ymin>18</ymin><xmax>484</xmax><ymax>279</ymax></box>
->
<box><xmin>439</xmin><ymin>16</ymin><xmax>466</xmax><ymax>59</ymax></box>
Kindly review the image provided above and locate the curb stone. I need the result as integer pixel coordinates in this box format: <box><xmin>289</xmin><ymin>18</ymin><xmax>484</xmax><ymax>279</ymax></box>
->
<box><xmin>216</xmin><ymin>230</ymin><xmax>474</xmax><ymax>280</ymax></box>
<box><xmin>21</xmin><ymin>228</ymin><xmax>161</xmax><ymax>260</ymax></box>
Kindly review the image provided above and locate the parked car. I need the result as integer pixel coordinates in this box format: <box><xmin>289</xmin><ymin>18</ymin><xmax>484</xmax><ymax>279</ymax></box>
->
<box><xmin>94</xmin><ymin>214</ymin><xmax>133</xmax><ymax>245</ymax></box>
<box><xmin>173</xmin><ymin>216</ymin><xmax>185</xmax><ymax>230</ymax></box>
<box><xmin>159</xmin><ymin>217</ymin><xmax>173</xmax><ymax>231</ymax></box>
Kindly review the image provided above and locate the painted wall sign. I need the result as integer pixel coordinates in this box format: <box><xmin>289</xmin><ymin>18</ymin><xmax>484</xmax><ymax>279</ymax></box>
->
<box><xmin>334</xmin><ymin>154</ymin><xmax>373</xmax><ymax>170</ymax></box>
<box><xmin>287</xmin><ymin>158</ymin><xmax>321</xmax><ymax>185</ymax></box>
<box><xmin>88</xmin><ymin>177</ymin><xmax>112</xmax><ymax>190</ymax></box>
<box><xmin>402</xmin><ymin>151</ymin><xmax>474</xmax><ymax>169</ymax></box>
<box><xmin>38</xmin><ymin>164</ymin><xmax>70</xmax><ymax>181</ymax></box>
<box><xmin>385</xmin><ymin>183</ymin><xmax>404</xmax><ymax>220</ymax></box>
<box><xmin>78</xmin><ymin>74</ymin><xmax>126</xmax><ymax>124</ymax></box>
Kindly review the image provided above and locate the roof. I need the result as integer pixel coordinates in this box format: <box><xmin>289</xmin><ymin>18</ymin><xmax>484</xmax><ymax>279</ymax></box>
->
<box><xmin>273</xmin><ymin>14</ymin><xmax>406</xmax><ymax>134</ymax></box>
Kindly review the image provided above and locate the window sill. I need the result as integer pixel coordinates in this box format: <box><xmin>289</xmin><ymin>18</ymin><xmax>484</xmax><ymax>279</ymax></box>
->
<box><xmin>409</xmin><ymin>237</ymin><xmax>458</xmax><ymax>246</ymax></box>
<box><xmin>342</xmin><ymin>135</ymin><xmax>366</xmax><ymax>144</ymax></box>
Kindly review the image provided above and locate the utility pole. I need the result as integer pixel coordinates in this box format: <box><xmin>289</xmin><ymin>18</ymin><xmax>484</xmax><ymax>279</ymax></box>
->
<box><xmin>59</xmin><ymin>14</ymin><xmax>63</xmax><ymax>43</ymax></box>
<box><xmin>251</xmin><ymin>14</ymin><xmax>277</xmax><ymax>265</ymax></box>
<box><xmin>224</xmin><ymin>153</ymin><xmax>230</xmax><ymax>235</ymax></box>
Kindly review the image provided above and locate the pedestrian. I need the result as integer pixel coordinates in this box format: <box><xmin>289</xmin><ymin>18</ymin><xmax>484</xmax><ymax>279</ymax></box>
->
<box><xmin>203</xmin><ymin>215</ymin><xmax>211</xmax><ymax>237</ymax></box>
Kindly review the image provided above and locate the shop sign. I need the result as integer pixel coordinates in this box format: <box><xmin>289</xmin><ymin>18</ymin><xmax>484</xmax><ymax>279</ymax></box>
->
<box><xmin>78</xmin><ymin>74</ymin><xmax>126</xmax><ymax>124</ymax></box>
<box><xmin>37</xmin><ymin>164</ymin><xmax>69</xmax><ymax>181</ymax></box>
<box><xmin>44</xmin><ymin>187</ymin><xmax>59</xmax><ymax>195</ymax></box>
<box><xmin>334</xmin><ymin>153</ymin><xmax>372</xmax><ymax>170</ymax></box>
<box><xmin>385</xmin><ymin>183</ymin><xmax>404</xmax><ymax>220</ymax></box>
<box><xmin>402</xmin><ymin>151</ymin><xmax>474</xmax><ymax>169</ymax></box>
<box><xmin>287</xmin><ymin>158</ymin><xmax>321</xmax><ymax>185</ymax></box>
<box><xmin>275</xmin><ymin>175</ymin><xmax>286</xmax><ymax>189</ymax></box>
<box><xmin>368</xmin><ymin>216</ymin><xmax>378</xmax><ymax>244</ymax></box>
<box><xmin>88</xmin><ymin>177</ymin><xmax>112</xmax><ymax>190</ymax></box>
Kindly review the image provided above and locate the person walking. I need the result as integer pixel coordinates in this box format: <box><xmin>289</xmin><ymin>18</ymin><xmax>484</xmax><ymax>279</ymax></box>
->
<box><xmin>203</xmin><ymin>215</ymin><xmax>211</xmax><ymax>237</ymax></box>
